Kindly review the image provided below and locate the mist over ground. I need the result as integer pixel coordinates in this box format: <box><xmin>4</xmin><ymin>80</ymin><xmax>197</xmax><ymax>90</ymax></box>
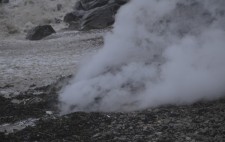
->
<box><xmin>59</xmin><ymin>0</ymin><xmax>225</xmax><ymax>114</ymax></box>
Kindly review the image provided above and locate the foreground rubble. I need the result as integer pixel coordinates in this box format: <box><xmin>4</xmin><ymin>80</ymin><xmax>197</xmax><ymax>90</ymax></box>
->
<box><xmin>0</xmin><ymin>79</ymin><xmax>224</xmax><ymax>141</ymax></box>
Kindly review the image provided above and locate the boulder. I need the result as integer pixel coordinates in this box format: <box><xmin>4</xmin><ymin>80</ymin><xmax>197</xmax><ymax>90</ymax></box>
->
<box><xmin>63</xmin><ymin>10</ymin><xmax>85</xmax><ymax>23</ymax></box>
<box><xmin>63</xmin><ymin>10</ymin><xmax>86</xmax><ymax>30</ymax></box>
<box><xmin>81</xmin><ymin>3</ymin><xmax>120</xmax><ymax>30</ymax></box>
<box><xmin>80</xmin><ymin>0</ymin><xmax>109</xmax><ymax>11</ymax></box>
<box><xmin>74</xmin><ymin>1</ymin><xmax>84</xmax><ymax>10</ymax></box>
<box><xmin>114</xmin><ymin>0</ymin><xmax>130</xmax><ymax>5</ymax></box>
<box><xmin>65</xmin><ymin>0</ymin><xmax>130</xmax><ymax>30</ymax></box>
<box><xmin>26</xmin><ymin>25</ymin><xmax>56</xmax><ymax>40</ymax></box>
<box><xmin>56</xmin><ymin>4</ymin><xmax>63</xmax><ymax>11</ymax></box>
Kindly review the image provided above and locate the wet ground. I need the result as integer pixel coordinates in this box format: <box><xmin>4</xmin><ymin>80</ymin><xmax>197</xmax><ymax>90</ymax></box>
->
<box><xmin>0</xmin><ymin>29</ymin><xmax>225</xmax><ymax>141</ymax></box>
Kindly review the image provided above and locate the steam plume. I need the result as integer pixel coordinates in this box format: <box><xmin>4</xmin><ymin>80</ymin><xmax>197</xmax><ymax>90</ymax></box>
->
<box><xmin>59</xmin><ymin>0</ymin><xmax>225</xmax><ymax>114</ymax></box>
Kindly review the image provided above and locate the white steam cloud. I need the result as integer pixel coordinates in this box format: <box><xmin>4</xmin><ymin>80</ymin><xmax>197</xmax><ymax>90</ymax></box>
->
<box><xmin>59</xmin><ymin>0</ymin><xmax>225</xmax><ymax>114</ymax></box>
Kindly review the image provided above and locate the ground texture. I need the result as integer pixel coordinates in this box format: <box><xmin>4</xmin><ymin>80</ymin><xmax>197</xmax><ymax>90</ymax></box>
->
<box><xmin>0</xmin><ymin>30</ymin><xmax>225</xmax><ymax>142</ymax></box>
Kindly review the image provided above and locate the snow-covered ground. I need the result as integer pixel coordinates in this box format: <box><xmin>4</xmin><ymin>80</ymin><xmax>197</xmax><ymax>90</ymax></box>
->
<box><xmin>0</xmin><ymin>29</ymin><xmax>107</xmax><ymax>95</ymax></box>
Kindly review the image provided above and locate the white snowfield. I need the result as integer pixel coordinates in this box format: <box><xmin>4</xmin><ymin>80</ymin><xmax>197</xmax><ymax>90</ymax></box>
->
<box><xmin>0</xmin><ymin>30</ymin><xmax>106</xmax><ymax>95</ymax></box>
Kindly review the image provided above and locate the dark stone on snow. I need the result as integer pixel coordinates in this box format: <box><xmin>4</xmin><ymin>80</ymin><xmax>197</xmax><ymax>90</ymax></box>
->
<box><xmin>74</xmin><ymin>0</ymin><xmax>84</xmax><ymax>10</ymax></box>
<box><xmin>63</xmin><ymin>10</ymin><xmax>85</xmax><ymax>23</ymax></box>
<box><xmin>80</xmin><ymin>0</ymin><xmax>109</xmax><ymax>11</ymax></box>
<box><xmin>67</xmin><ymin>22</ymin><xmax>81</xmax><ymax>31</ymax></box>
<box><xmin>54</xmin><ymin>18</ymin><xmax>62</xmax><ymax>24</ymax></box>
<box><xmin>26</xmin><ymin>25</ymin><xmax>56</xmax><ymax>40</ymax></box>
<box><xmin>56</xmin><ymin>3</ymin><xmax>63</xmax><ymax>11</ymax></box>
<box><xmin>65</xmin><ymin>0</ymin><xmax>130</xmax><ymax>30</ymax></box>
<box><xmin>114</xmin><ymin>0</ymin><xmax>130</xmax><ymax>5</ymax></box>
<box><xmin>81</xmin><ymin>3</ymin><xmax>120</xmax><ymax>30</ymax></box>
<box><xmin>63</xmin><ymin>10</ymin><xmax>86</xmax><ymax>30</ymax></box>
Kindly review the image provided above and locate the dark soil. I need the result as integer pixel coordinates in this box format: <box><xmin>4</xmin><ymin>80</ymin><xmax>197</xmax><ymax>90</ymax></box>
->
<box><xmin>0</xmin><ymin>76</ymin><xmax>225</xmax><ymax>142</ymax></box>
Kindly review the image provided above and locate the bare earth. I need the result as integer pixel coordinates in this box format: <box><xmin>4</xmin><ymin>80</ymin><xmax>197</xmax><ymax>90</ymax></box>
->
<box><xmin>0</xmin><ymin>30</ymin><xmax>105</xmax><ymax>94</ymax></box>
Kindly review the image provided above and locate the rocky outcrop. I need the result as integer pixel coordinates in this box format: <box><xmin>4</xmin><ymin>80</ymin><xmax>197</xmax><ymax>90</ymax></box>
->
<box><xmin>81</xmin><ymin>3</ymin><xmax>120</xmax><ymax>30</ymax></box>
<box><xmin>80</xmin><ymin>0</ymin><xmax>109</xmax><ymax>11</ymax></box>
<box><xmin>63</xmin><ymin>0</ymin><xmax>130</xmax><ymax>30</ymax></box>
<box><xmin>26</xmin><ymin>25</ymin><xmax>56</xmax><ymax>40</ymax></box>
<box><xmin>63</xmin><ymin>10</ymin><xmax>85</xmax><ymax>30</ymax></box>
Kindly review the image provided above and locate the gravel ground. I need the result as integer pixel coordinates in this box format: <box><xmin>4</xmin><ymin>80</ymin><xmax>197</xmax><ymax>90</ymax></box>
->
<box><xmin>1</xmin><ymin>89</ymin><xmax>225</xmax><ymax>142</ymax></box>
<box><xmin>0</xmin><ymin>29</ymin><xmax>225</xmax><ymax>142</ymax></box>
<box><xmin>0</xmin><ymin>29</ymin><xmax>105</xmax><ymax>93</ymax></box>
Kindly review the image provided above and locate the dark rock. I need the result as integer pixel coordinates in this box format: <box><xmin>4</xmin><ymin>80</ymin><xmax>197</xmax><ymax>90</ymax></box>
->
<box><xmin>65</xmin><ymin>0</ymin><xmax>130</xmax><ymax>30</ymax></box>
<box><xmin>68</xmin><ymin>22</ymin><xmax>81</xmax><ymax>31</ymax></box>
<box><xmin>64</xmin><ymin>12</ymin><xmax>79</xmax><ymax>23</ymax></box>
<box><xmin>26</xmin><ymin>25</ymin><xmax>56</xmax><ymax>40</ymax></box>
<box><xmin>109</xmin><ymin>0</ymin><xmax>130</xmax><ymax>5</ymax></box>
<box><xmin>81</xmin><ymin>3</ymin><xmax>120</xmax><ymax>30</ymax></box>
<box><xmin>80</xmin><ymin>0</ymin><xmax>109</xmax><ymax>11</ymax></box>
<box><xmin>56</xmin><ymin>4</ymin><xmax>63</xmax><ymax>11</ymax></box>
<box><xmin>117</xmin><ymin>0</ymin><xmax>130</xmax><ymax>5</ymax></box>
<box><xmin>63</xmin><ymin>10</ymin><xmax>86</xmax><ymax>30</ymax></box>
<box><xmin>63</xmin><ymin>0</ymin><xmax>130</xmax><ymax>30</ymax></box>
<box><xmin>63</xmin><ymin>10</ymin><xmax>85</xmax><ymax>23</ymax></box>
<box><xmin>78</xmin><ymin>0</ymin><xmax>129</xmax><ymax>11</ymax></box>
<box><xmin>78</xmin><ymin>0</ymin><xmax>93</xmax><ymax>10</ymax></box>
<box><xmin>54</xmin><ymin>18</ymin><xmax>62</xmax><ymax>24</ymax></box>
<box><xmin>74</xmin><ymin>1</ymin><xmax>84</xmax><ymax>10</ymax></box>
